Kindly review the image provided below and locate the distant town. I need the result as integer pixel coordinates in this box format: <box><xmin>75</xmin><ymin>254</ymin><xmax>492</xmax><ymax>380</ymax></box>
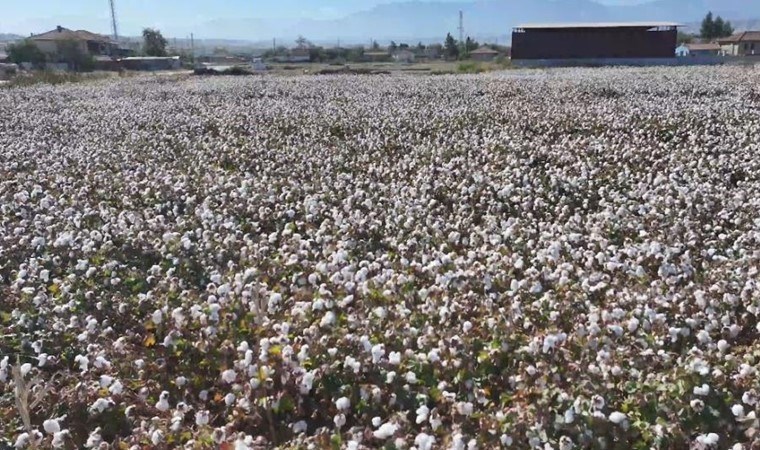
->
<box><xmin>1</xmin><ymin>11</ymin><xmax>759</xmax><ymax>80</ymax></box>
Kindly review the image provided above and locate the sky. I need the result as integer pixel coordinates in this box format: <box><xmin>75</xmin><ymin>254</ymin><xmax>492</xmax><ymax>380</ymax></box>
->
<box><xmin>1</xmin><ymin>0</ymin><xmax>638</xmax><ymax>38</ymax></box>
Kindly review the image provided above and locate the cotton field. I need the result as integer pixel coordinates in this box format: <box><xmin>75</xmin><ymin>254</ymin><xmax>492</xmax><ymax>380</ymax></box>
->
<box><xmin>2</xmin><ymin>66</ymin><xmax>760</xmax><ymax>450</ymax></box>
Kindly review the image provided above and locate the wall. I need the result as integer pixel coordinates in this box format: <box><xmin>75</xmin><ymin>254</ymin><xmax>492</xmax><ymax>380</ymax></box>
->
<box><xmin>512</xmin><ymin>28</ymin><xmax>677</xmax><ymax>60</ymax></box>
<box><xmin>512</xmin><ymin>56</ymin><xmax>727</xmax><ymax>68</ymax></box>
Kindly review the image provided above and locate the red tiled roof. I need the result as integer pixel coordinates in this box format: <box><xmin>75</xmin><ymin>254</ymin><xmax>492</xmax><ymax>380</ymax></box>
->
<box><xmin>31</xmin><ymin>27</ymin><xmax>111</xmax><ymax>43</ymax></box>
<box><xmin>685</xmin><ymin>43</ymin><xmax>721</xmax><ymax>51</ymax></box>
<box><xmin>718</xmin><ymin>31</ymin><xmax>760</xmax><ymax>44</ymax></box>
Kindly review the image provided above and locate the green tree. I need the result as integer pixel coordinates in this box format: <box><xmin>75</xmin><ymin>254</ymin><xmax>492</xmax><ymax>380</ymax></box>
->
<box><xmin>371</xmin><ymin>40</ymin><xmax>380</xmax><ymax>50</ymax></box>
<box><xmin>7</xmin><ymin>39</ymin><xmax>47</xmax><ymax>67</ymax></box>
<box><xmin>295</xmin><ymin>35</ymin><xmax>312</xmax><ymax>49</ymax></box>
<box><xmin>716</xmin><ymin>17</ymin><xmax>734</xmax><ymax>38</ymax></box>
<box><xmin>389</xmin><ymin>41</ymin><xmax>398</xmax><ymax>52</ymax></box>
<box><xmin>463</xmin><ymin>36</ymin><xmax>479</xmax><ymax>58</ymax></box>
<box><xmin>444</xmin><ymin>32</ymin><xmax>459</xmax><ymax>60</ymax></box>
<box><xmin>142</xmin><ymin>28</ymin><xmax>168</xmax><ymax>56</ymax></box>
<box><xmin>700</xmin><ymin>12</ymin><xmax>714</xmax><ymax>39</ymax></box>
<box><xmin>701</xmin><ymin>12</ymin><xmax>734</xmax><ymax>39</ymax></box>
<box><xmin>416</xmin><ymin>42</ymin><xmax>426</xmax><ymax>53</ymax></box>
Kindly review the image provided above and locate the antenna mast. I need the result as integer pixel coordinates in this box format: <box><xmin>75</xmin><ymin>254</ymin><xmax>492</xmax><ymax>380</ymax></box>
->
<box><xmin>458</xmin><ymin>10</ymin><xmax>464</xmax><ymax>44</ymax></box>
<box><xmin>109</xmin><ymin>0</ymin><xmax>119</xmax><ymax>42</ymax></box>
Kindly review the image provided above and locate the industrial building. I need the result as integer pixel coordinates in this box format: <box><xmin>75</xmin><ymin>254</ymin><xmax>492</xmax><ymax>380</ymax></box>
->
<box><xmin>512</xmin><ymin>22</ymin><xmax>679</xmax><ymax>64</ymax></box>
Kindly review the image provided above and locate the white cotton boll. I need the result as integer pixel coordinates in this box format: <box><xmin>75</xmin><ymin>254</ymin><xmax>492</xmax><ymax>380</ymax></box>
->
<box><xmin>14</xmin><ymin>433</ymin><xmax>30</xmax><ymax>449</ymax></box>
<box><xmin>690</xmin><ymin>399</ymin><xmax>704</xmax><ymax>412</ymax></box>
<box><xmin>222</xmin><ymin>369</ymin><xmax>237</xmax><ymax>383</ymax></box>
<box><xmin>99</xmin><ymin>375</ymin><xmax>113</xmax><ymax>388</ymax></box>
<box><xmin>742</xmin><ymin>390</ymin><xmax>757</xmax><ymax>406</ymax></box>
<box><xmin>405</xmin><ymin>371</ymin><xmax>418</xmax><ymax>384</ymax></box>
<box><xmin>333</xmin><ymin>413</ymin><xmax>346</xmax><ymax>428</ymax></box>
<box><xmin>627</xmin><ymin>317</ymin><xmax>639</xmax><ymax>333</ymax></box>
<box><xmin>388</xmin><ymin>351</ymin><xmax>401</xmax><ymax>365</ymax></box>
<box><xmin>372</xmin><ymin>417</ymin><xmax>382</xmax><ymax>427</ymax></box>
<box><xmin>559</xmin><ymin>436</ymin><xmax>574</xmax><ymax>450</ymax></box>
<box><xmin>697</xmin><ymin>433</ymin><xmax>719</xmax><ymax>446</ymax></box>
<box><xmin>43</xmin><ymin>419</ymin><xmax>61</xmax><ymax>434</ymax></box>
<box><xmin>564</xmin><ymin>408</ymin><xmax>575</xmax><ymax>424</ymax></box>
<box><xmin>20</xmin><ymin>363</ymin><xmax>32</xmax><ymax>378</ymax></box>
<box><xmin>373</xmin><ymin>422</ymin><xmax>398</xmax><ymax>439</ymax></box>
<box><xmin>463</xmin><ymin>321</ymin><xmax>473</xmax><ymax>333</ymax></box>
<box><xmin>109</xmin><ymin>380</ymin><xmax>123</xmax><ymax>395</ymax></box>
<box><xmin>371</xmin><ymin>344</ymin><xmax>386</xmax><ymax>363</ymax></box>
<box><xmin>335</xmin><ymin>396</ymin><xmax>350</xmax><ymax>411</ymax></box>
<box><xmin>151</xmin><ymin>430</ymin><xmax>163</xmax><ymax>446</ymax></box>
<box><xmin>416</xmin><ymin>405</ymin><xmax>430</xmax><ymax>424</ymax></box>
<box><xmin>456</xmin><ymin>402</ymin><xmax>474</xmax><ymax>416</ymax></box>
<box><xmin>195</xmin><ymin>410</ymin><xmax>210</xmax><ymax>426</ymax></box>
<box><xmin>225</xmin><ymin>393</ymin><xmax>236</xmax><ymax>406</ymax></box>
<box><xmin>156</xmin><ymin>391</ymin><xmax>170</xmax><ymax>412</ymax></box>
<box><xmin>731</xmin><ymin>404</ymin><xmax>745</xmax><ymax>417</ymax></box>
<box><xmin>300</xmin><ymin>371</ymin><xmax>315</xmax><ymax>394</ymax></box>
<box><xmin>320</xmin><ymin>311</ymin><xmax>336</xmax><ymax>328</ymax></box>
<box><xmin>415</xmin><ymin>433</ymin><xmax>436</xmax><ymax>450</ymax></box>
<box><xmin>151</xmin><ymin>309</ymin><xmax>163</xmax><ymax>325</ymax></box>
<box><xmin>51</xmin><ymin>431</ymin><xmax>69</xmax><ymax>448</ymax></box>
<box><xmin>718</xmin><ymin>340</ymin><xmax>730</xmax><ymax>352</ymax></box>
<box><xmin>501</xmin><ymin>434</ymin><xmax>513</xmax><ymax>446</ymax></box>
<box><xmin>693</xmin><ymin>384</ymin><xmax>710</xmax><ymax>396</ymax></box>
<box><xmin>608</xmin><ymin>411</ymin><xmax>627</xmax><ymax>425</ymax></box>
<box><xmin>292</xmin><ymin>420</ymin><xmax>308</xmax><ymax>434</ymax></box>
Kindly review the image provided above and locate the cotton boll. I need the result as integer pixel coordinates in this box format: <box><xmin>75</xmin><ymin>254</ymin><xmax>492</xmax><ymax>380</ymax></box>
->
<box><xmin>43</xmin><ymin>419</ymin><xmax>61</xmax><ymax>434</ymax></box>
<box><xmin>156</xmin><ymin>391</ymin><xmax>171</xmax><ymax>412</ymax></box>
<box><xmin>335</xmin><ymin>396</ymin><xmax>350</xmax><ymax>411</ymax></box>
<box><xmin>608</xmin><ymin>412</ymin><xmax>627</xmax><ymax>426</ymax></box>
<box><xmin>373</xmin><ymin>422</ymin><xmax>398</xmax><ymax>439</ymax></box>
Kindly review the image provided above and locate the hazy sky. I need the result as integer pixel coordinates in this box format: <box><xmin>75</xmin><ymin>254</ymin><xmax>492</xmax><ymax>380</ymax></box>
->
<box><xmin>1</xmin><ymin>0</ymin><xmax>637</xmax><ymax>37</ymax></box>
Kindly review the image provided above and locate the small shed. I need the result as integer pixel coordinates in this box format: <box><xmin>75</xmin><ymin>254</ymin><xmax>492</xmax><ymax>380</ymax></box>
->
<box><xmin>363</xmin><ymin>51</ymin><xmax>391</xmax><ymax>62</ymax></box>
<box><xmin>685</xmin><ymin>43</ymin><xmax>722</xmax><ymax>56</ymax></box>
<box><xmin>121</xmin><ymin>56</ymin><xmax>181</xmax><ymax>71</ymax></box>
<box><xmin>392</xmin><ymin>50</ymin><xmax>415</xmax><ymax>63</ymax></box>
<box><xmin>470</xmin><ymin>46</ymin><xmax>499</xmax><ymax>61</ymax></box>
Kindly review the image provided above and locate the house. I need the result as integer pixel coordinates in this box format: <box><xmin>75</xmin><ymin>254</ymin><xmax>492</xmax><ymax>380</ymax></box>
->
<box><xmin>470</xmin><ymin>45</ymin><xmax>499</xmax><ymax>61</ymax></box>
<box><xmin>676</xmin><ymin>42</ymin><xmax>723</xmax><ymax>57</ymax></box>
<box><xmin>686</xmin><ymin>43</ymin><xmax>723</xmax><ymax>56</ymax></box>
<box><xmin>363</xmin><ymin>51</ymin><xmax>391</xmax><ymax>62</ymax></box>
<box><xmin>718</xmin><ymin>31</ymin><xmax>760</xmax><ymax>56</ymax></box>
<box><xmin>29</xmin><ymin>26</ymin><xmax>117</xmax><ymax>57</ymax></box>
<box><xmin>392</xmin><ymin>49</ymin><xmax>415</xmax><ymax>63</ymax></box>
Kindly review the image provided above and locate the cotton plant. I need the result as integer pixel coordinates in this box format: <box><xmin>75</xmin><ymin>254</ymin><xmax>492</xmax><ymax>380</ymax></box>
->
<box><xmin>2</xmin><ymin>66</ymin><xmax>760</xmax><ymax>448</ymax></box>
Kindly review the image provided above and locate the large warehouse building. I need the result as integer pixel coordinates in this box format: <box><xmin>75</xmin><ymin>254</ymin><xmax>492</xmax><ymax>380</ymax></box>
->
<box><xmin>511</xmin><ymin>22</ymin><xmax>679</xmax><ymax>63</ymax></box>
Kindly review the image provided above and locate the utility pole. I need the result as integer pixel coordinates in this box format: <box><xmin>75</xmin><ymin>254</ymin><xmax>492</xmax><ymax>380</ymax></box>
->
<box><xmin>190</xmin><ymin>33</ymin><xmax>195</xmax><ymax>63</ymax></box>
<box><xmin>273</xmin><ymin>38</ymin><xmax>276</xmax><ymax>52</ymax></box>
<box><xmin>109</xmin><ymin>0</ymin><xmax>119</xmax><ymax>42</ymax></box>
<box><xmin>458</xmin><ymin>10</ymin><xmax>464</xmax><ymax>44</ymax></box>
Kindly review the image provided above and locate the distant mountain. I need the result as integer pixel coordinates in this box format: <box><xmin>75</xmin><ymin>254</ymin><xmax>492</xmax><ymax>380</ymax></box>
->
<box><xmin>192</xmin><ymin>0</ymin><xmax>760</xmax><ymax>43</ymax></box>
<box><xmin>0</xmin><ymin>33</ymin><xmax>23</xmax><ymax>42</ymax></box>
